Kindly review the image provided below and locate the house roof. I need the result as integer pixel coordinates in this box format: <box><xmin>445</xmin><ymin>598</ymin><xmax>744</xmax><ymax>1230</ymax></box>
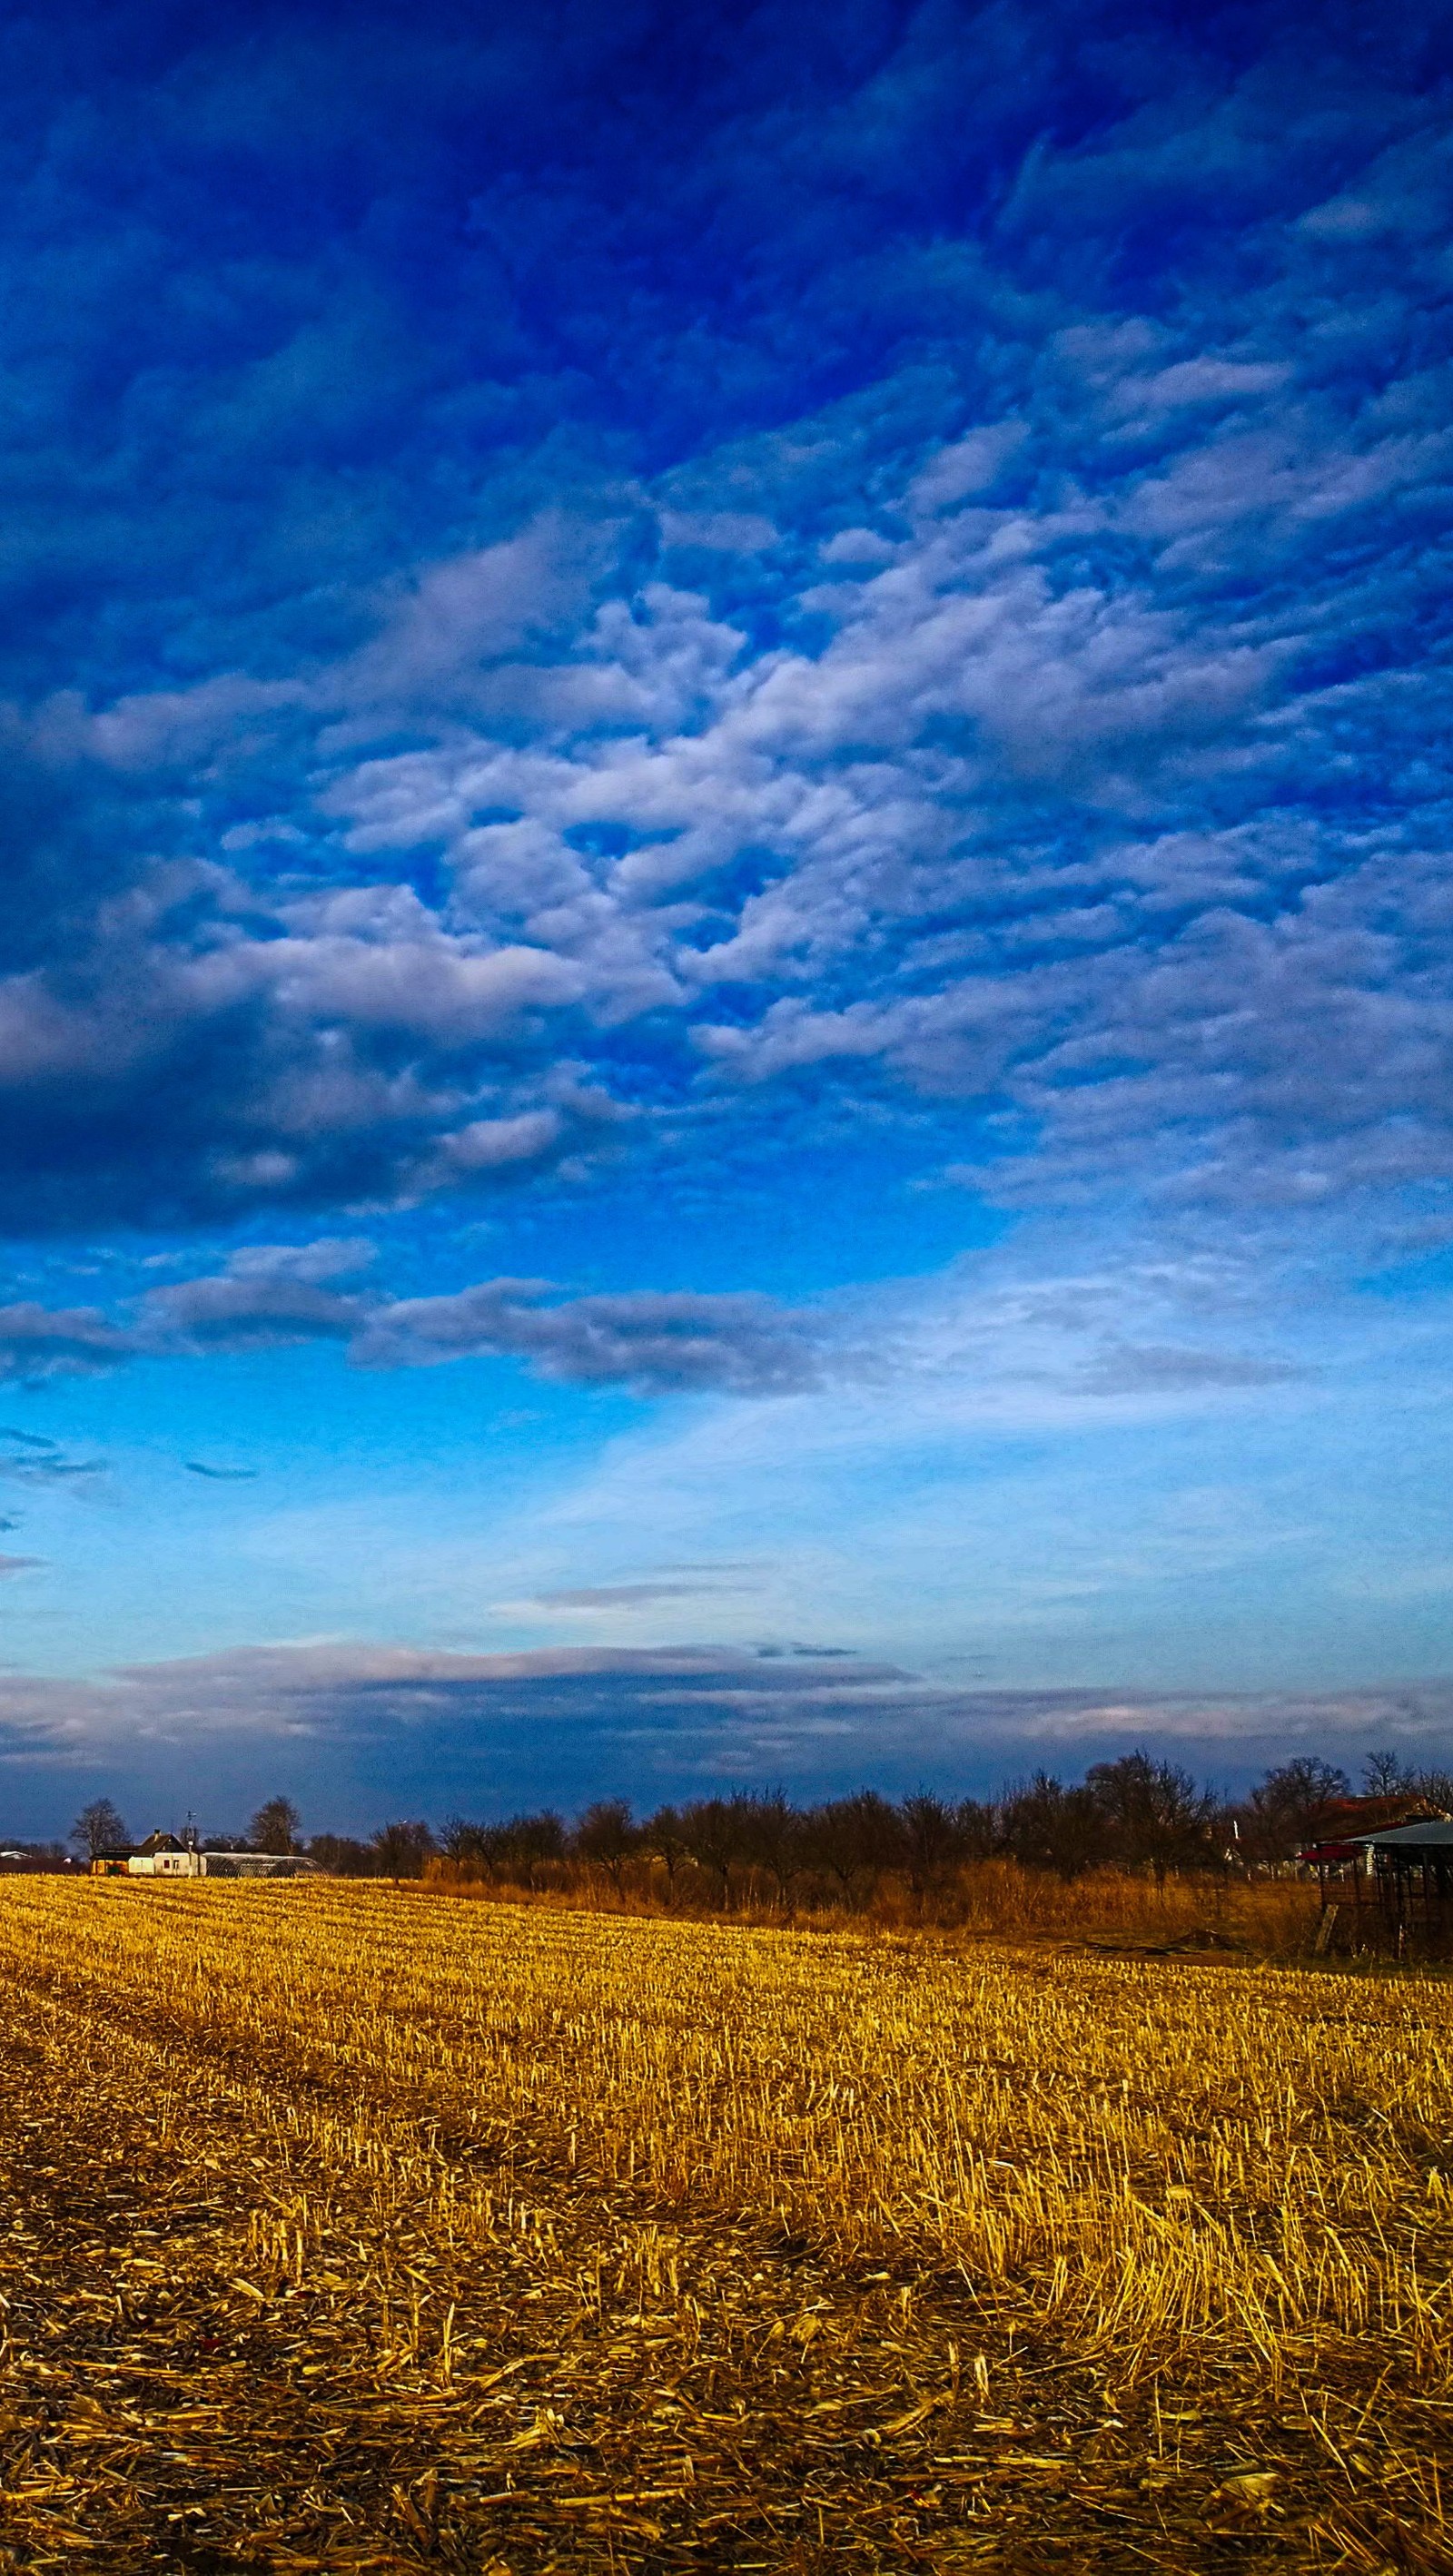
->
<box><xmin>1313</xmin><ymin>1793</ymin><xmax>1447</xmax><ymax>1834</ymax></box>
<box><xmin>1349</xmin><ymin>1820</ymin><xmax>1453</xmax><ymax>1851</ymax></box>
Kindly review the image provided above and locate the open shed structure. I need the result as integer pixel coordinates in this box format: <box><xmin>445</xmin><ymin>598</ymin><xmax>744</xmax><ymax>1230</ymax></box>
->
<box><xmin>1308</xmin><ymin>1820</ymin><xmax>1453</xmax><ymax>1957</ymax></box>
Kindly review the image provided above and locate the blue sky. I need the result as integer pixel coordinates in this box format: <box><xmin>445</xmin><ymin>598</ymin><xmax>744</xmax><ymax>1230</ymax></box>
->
<box><xmin>2</xmin><ymin>0</ymin><xmax>1452</xmax><ymax>1836</ymax></box>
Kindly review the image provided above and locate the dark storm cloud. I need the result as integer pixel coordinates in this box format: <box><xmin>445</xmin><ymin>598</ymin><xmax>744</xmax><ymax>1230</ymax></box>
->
<box><xmin>2</xmin><ymin>1643</ymin><xmax>1450</xmax><ymax>1829</ymax></box>
<box><xmin>0</xmin><ymin>3</ymin><xmax>1444</xmax><ymax>1244</ymax></box>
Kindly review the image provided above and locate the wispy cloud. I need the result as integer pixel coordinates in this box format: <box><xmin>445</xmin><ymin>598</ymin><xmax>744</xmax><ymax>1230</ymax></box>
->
<box><xmin>528</xmin><ymin>1579</ymin><xmax>759</xmax><ymax>1608</ymax></box>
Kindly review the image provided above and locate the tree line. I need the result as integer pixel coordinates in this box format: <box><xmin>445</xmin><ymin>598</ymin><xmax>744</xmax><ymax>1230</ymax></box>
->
<box><xmin>418</xmin><ymin>1750</ymin><xmax>1450</xmax><ymax>1899</ymax></box>
<box><xmin>55</xmin><ymin>1748</ymin><xmax>1439</xmax><ymax>1903</ymax></box>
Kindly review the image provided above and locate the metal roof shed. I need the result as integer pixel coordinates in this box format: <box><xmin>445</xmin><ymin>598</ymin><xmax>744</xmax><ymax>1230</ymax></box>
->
<box><xmin>1350</xmin><ymin>1821</ymin><xmax>1453</xmax><ymax>1851</ymax></box>
<box><xmin>1347</xmin><ymin>1819</ymin><xmax>1453</xmax><ymax>1954</ymax></box>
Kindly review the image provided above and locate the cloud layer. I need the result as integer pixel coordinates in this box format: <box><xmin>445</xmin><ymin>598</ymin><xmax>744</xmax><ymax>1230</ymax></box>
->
<box><xmin>0</xmin><ymin>1235</ymin><xmax>1323</xmax><ymax>1409</ymax></box>
<box><xmin>4</xmin><ymin>1639</ymin><xmax>1450</xmax><ymax>1829</ymax></box>
<box><xmin>0</xmin><ymin>1</ymin><xmax>1444</xmax><ymax>1253</ymax></box>
<box><xmin>0</xmin><ymin>1250</ymin><xmax>821</xmax><ymax>1398</ymax></box>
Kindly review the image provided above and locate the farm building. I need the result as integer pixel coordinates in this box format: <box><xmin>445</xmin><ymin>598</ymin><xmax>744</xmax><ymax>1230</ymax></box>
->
<box><xmin>91</xmin><ymin>1831</ymin><xmax>314</xmax><ymax>1881</ymax></box>
<box><xmin>1306</xmin><ymin>1817</ymin><xmax>1453</xmax><ymax>1956</ymax></box>
<box><xmin>1351</xmin><ymin>1820</ymin><xmax>1453</xmax><ymax>1952</ymax></box>
<box><xmin>1299</xmin><ymin>1789</ymin><xmax>1447</xmax><ymax>1871</ymax></box>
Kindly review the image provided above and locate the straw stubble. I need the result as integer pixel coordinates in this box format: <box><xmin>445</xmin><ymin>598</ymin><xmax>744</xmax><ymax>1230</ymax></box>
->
<box><xmin>0</xmin><ymin>1879</ymin><xmax>1448</xmax><ymax>2569</ymax></box>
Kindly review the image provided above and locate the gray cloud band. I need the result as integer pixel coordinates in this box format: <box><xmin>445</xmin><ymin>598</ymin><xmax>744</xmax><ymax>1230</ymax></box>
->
<box><xmin>0</xmin><ymin>1266</ymin><xmax>821</xmax><ymax>1400</ymax></box>
<box><xmin>0</xmin><ymin>1247</ymin><xmax>1308</xmax><ymax>1404</ymax></box>
<box><xmin>0</xmin><ymin>1642</ymin><xmax>1448</xmax><ymax>1779</ymax></box>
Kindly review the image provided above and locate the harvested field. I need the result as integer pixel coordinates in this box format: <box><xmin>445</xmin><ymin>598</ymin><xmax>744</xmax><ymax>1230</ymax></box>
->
<box><xmin>0</xmin><ymin>1880</ymin><xmax>1450</xmax><ymax>2572</ymax></box>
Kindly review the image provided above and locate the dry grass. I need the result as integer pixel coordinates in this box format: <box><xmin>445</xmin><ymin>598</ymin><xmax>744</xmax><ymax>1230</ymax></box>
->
<box><xmin>433</xmin><ymin>1858</ymin><xmax>1326</xmax><ymax>1953</ymax></box>
<box><xmin>0</xmin><ymin>1878</ymin><xmax>1449</xmax><ymax>2571</ymax></box>
<box><xmin>933</xmin><ymin>1858</ymin><xmax>1322</xmax><ymax>1949</ymax></box>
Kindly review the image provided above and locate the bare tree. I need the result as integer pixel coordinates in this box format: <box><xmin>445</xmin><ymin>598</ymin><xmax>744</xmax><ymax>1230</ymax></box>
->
<box><xmin>956</xmin><ymin>1798</ymin><xmax>998</xmax><ymax>1861</ymax></box>
<box><xmin>1238</xmin><ymin>1758</ymin><xmax>1350</xmax><ymax>1861</ymax></box>
<box><xmin>1085</xmin><ymin>1751</ymin><xmax>1219</xmax><ymax>1882</ymax></box>
<box><xmin>371</xmin><ymin>1819</ymin><xmax>437</xmax><ymax>1884</ymax></box>
<box><xmin>308</xmin><ymin>1832</ymin><xmax>371</xmax><ymax>1876</ymax></box>
<box><xmin>801</xmin><ymin>1791</ymin><xmax>903</xmax><ymax>1906</ymax></box>
<box><xmin>440</xmin><ymin>1816</ymin><xmax>492</xmax><ymax>1875</ymax></box>
<box><xmin>71</xmin><ymin>1797</ymin><xmax>128</xmax><ymax>1860</ymax></box>
<box><xmin>898</xmin><ymin>1791</ymin><xmax>962</xmax><ymax>1907</ymax></box>
<box><xmin>643</xmin><ymin>1805</ymin><xmax>690</xmax><ymax>1904</ymax></box>
<box><xmin>573</xmin><ymin>1799</ymin><xmax>638</xmax><ymax>1894</ymax></box>
<box><xmin>250</xmin><ymin>1794</ymin><xmax>301</xmax><ymax>1854</ymax></box>
<box><xmin>680</xmin><ymin>1797</ymin><xmax>753</xmax><ymax>1910</ymax></box>
<box><xmin>497</xmin><ymin>1811</ymin><xmax>566</xmax><ymax>1891</ymax></box>
<box><xmin>736</xmin><ymin>1792</ymin><xmax>806</xmax><ymax>1909</ymax></box>
<box><xmin>999</xmin><ymin>1772</ymin><xmax>1102</xmax><ymax>1880</ymax></box>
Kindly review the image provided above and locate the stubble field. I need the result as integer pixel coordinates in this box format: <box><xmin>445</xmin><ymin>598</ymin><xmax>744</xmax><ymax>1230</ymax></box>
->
<box><xmin>0</xmin><ymin>1878</ymin><xmax>1449</xmax><ymax>2573</ymax></box>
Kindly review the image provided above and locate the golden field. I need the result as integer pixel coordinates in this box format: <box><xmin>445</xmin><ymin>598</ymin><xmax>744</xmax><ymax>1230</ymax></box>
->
<box><xmin>0</xmin><ymin>1878</ymin><xmax>1449</xmax><ymax>2571</ymax></box>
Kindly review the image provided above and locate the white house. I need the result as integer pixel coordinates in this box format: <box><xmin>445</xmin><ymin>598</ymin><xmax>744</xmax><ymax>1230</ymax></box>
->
<box><xmin>110</xmin><ymin>1831</ymin><xmax>313</xmax><ymax>1880</ymax></box>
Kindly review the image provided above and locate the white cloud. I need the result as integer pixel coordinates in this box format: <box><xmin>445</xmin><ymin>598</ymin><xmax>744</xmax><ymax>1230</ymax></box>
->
<box><xmin>2</xmin><ymin>91</ymin><xmax>1448</xmax><ymax>1262</ymax></box>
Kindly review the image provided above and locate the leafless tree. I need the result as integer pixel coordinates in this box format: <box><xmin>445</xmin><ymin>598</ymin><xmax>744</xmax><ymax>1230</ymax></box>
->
<box><xmin>371</xmin><ymin>1819</ymin><xmax>436</xmax><ymax>1884</ymax></box>
<box><xmin>250</xmin><ymin>1794</ymin><xmax>301</xmax><ymax>1854</ymax></box>
<box><xmin>71</xmin><ymin>1797</ymin><xmax>129</xmax><ymax>1860</ymax></box>
<box><xmin>573</xmin><ymin>1799</ymin><xmax>638</xmax><ymax>1894</ymax></box>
